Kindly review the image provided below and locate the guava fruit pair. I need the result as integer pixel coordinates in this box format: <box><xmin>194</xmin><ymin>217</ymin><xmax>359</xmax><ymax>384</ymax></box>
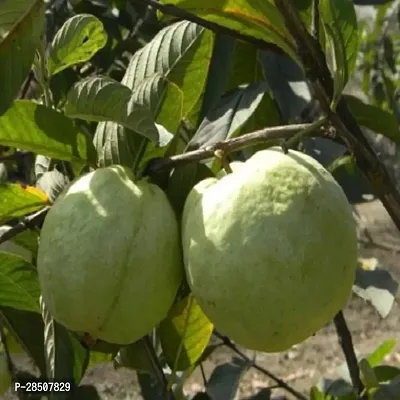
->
<box><xmin>37</xmin><ymin>147</ymin><xmax>357</xmax><ymax>352</ymax></box>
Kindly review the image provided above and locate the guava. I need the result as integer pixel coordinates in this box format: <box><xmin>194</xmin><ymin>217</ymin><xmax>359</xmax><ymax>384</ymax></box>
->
<box><xmin>37</xmin><ymin>165</ymin><xmax>183</xmax><ymax>345</ymax></box>
<box><xmin>0</xmin><ymin>348</ymin><xmax>11</xmax><ymax>395</ymax></box>
<box><xmin>182</xmin><ymin>147</ymin><xmax>358</xmax><ymax>353</ymax></box>
<box><xmin>0</xmin><ymin>226</ymin><xmax>33</xmax><ymax>263</ymax></box>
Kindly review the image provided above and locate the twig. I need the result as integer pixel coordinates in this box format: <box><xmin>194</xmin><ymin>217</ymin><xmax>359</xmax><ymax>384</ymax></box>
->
<box><xmin>214</xmin><ymin>331</ymin><xmax>308</xmax><ymax>400</ymax></box>
<box><xmin>333</xmin><ymin>312</ymin><xmax>365</xmax><ymax>399</ymax></box>
<box><xmin>0</xmin><ymin>207</ymin><xmax>50</xmax><ymax>245</ymax></box>
<box><xmin>142</xmin><ymin>335</ymin><xmax>176</xmax><ymax>400</ymax></box>
<box><xmin>131</xmin><ymin>0</ymin><xmax>284</xmax><ymax>54</ymax></box>
<box><xmin>145</xmin><ymin>122</ymin><xmax>322</xmax><ymax>174</ymax></box>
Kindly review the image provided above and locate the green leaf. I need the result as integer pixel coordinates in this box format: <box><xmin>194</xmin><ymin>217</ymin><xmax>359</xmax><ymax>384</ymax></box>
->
<box><xmin>47</xmin><ymin>14</ymin><xmax>107</xmax><ymax>77</ymax></box>
<box><xmin>359</xmin><ymin>358</ymin><xmax>380</xmax><ymax>389</ymax></box>
<box><xmin>0</xmin><ymin>100</ymin><xmax>96</xmax><ymax>171</ymax></box>
<box><xmin>0</xmin><ymin>183</ymin><xmax>48</xmax><ymax>222</ymax></box>
<box><xmin>65</xmin><ymin>76</ymin><xmax>159</xmax><ymax>143</ymax></box>
<box><xmin>0</xmin><ymin>0</ymin><xmax>45</xmax><ymax>114</ymax></box>
<box><xmin>0</xmin><ymin>253</ymin><xmax>40</xmax><ymax>312</ymax></box>
<box><xmin>158</xmin><ymin>0</ymin><xmax>298</xmax><ymax>64</ymax></box>
<box><xmin>0</xmin><ymin>225</ymin><xmax>34</xmax><ymax>262</ymax></box>
<box><xmin>310</xmin><ymin>386</ymin><xmax>324</xmax><ymax>400</ymax></box>
<box><xmin>343</xmin><ymin>95</ymin><xmax>400</xmax><ymax>143</ymax></box>
<box><xmin>197</xmin><ymin>34</ymin><xmax>236</xmax><ymax>126</ymax></box>
<box><xmin>206</xmin><ymin>357</ymin><xmax>251</xmax><ymax>400</ymax></box>
<box><xmin>320</xmin><ymin>0</ymin><xmax>358</xmax><ymax>108</ymax></box>
<box><xmin>187</xmin><ymin>82</ymin><xmax>270</xmax><ymax>151</ymax></box>
<box><xmin>41</xmin><ymin>298</ymin><xmax>89</xmax><ymax>392</ymax></box>
<box><xmin>352</xmin><ymin>264</ymin><xmax>398</xmax><ymax>318</ymax></box>
<box><xmin>367</xmin><ymin>340</ymin><xmax>397</xmax><ymax>367</ymax></box>
<box><xmin>159</xmin><ymin>294</ymin><xmax>213</xmax><ymax>372</ymax></box>
<box><xmin>123</xmin><ymin>20</ymin><xmax>214</xmax><ymax>117</ymax></box>
<box><xmin>0</xmin><ymin>308</ymin><xmax>47</xmax><ymax>375</ymax></box>
<box><xmin>374</xmin><ymin>366</ymin><xmax>400</xmax><ymax>383</ymax></box>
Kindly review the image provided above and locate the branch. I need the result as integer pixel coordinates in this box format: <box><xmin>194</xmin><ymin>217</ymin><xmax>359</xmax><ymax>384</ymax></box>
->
<box><xmin>131</xmin><ymin>0</ymin><xmax>284</xmax><ymax>54</ymax></box>
<box><xmin>214</xmin><ymin>331</ymin><xmax>308</xmax><ymax>400</ymax></box>
<box><xmin>0</xmin><ymin>207</ymin><xmax>49</xmax><ymax>245</ymax></box>
<box><xmin>145</xmin><ymin>122</ymin><xmax>321</xmax><ymax>174</ymax></box>
<box><xmin>333</xmin><ymin>312</ymin><xmax>366</xmax><ymax>399</ymax></box>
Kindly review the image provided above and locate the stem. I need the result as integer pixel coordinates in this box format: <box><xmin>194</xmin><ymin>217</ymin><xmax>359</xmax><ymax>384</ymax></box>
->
<box><xmin>145</xmin><ymin>122</ymin><xmax>319</xmax><ymax>174</ymax></box>
<box><xmin>333</xmin><ymin>312</ymin><xmax>365</xmax><ymax>399</ymax></box>
<box><xmin>142</xmin><ymin>335</ymin><xmax>176</xmax><ymax>400</ymax></box>
<box><xmin>214</xmin><ymin>331</ymin><xmax>307</xmax><ymax>400</ymax></box>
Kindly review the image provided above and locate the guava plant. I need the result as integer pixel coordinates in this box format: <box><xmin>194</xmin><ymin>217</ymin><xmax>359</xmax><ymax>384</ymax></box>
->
<box><xmin>0</xmin><ymin>0</ymin><xmax>399</xmax><ymax>400</ymax></box>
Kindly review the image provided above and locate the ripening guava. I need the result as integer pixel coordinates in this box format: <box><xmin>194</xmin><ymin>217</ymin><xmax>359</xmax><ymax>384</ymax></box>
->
<box><xmin>0</xmin><ymin>348</ymin><xmax>11</xmax><ymax>396</ymax></box>
<box><xmin>37</xmin><ymin>165</ymin><xmax>183</xmax><ymax>345</ymax></box>
<box><xmin>182</xmin><ymin>147</ymin><xmax>358</xmax><ymax>353</ymax></box>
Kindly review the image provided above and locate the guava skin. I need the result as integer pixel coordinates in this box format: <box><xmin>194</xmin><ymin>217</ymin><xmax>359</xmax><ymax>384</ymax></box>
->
<box><xmin>37</xmin><ymin>165</ymin><xmax>182</xmax><ymax>345</ymax></box>
<box><xmin>182</xmin><ymin>147</ymin><xmax>358</xmax><ymax>353</ymax></box>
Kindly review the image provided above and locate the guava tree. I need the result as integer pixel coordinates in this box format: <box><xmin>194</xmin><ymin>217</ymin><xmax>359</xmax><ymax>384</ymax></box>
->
<box><xmin>0</xmin><ymin>0</ymin><xmax>399</xmax><ymax>399</ymax></box>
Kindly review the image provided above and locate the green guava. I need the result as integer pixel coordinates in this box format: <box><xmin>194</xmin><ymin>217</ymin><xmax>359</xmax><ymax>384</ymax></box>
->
<box><xmin>0</xmin><ymin>349</ymin><xmax>11</xmax><ymax>395</ymax></box>
<box><xmin>37</xmin><ymin>165</ymin><xmax>183</xmax><ymax>345</ymax></box>
<box><xmin>182</xmin><ymin>147</ymin><xmax>358</xmax><ymax>353</ymax></box>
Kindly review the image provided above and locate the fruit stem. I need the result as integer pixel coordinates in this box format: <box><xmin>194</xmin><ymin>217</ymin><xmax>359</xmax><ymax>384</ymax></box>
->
<box><xmin>214</xmin><ymin>149</ymin><xmax>233</xmax><ymax>174</ymax></box>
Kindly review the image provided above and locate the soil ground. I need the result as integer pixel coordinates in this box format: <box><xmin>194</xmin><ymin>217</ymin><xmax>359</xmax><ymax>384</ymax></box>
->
<box><xmin>3</xmin><ymin>5</ymin><xmax>400</xmax><ymax>400</ymax></box>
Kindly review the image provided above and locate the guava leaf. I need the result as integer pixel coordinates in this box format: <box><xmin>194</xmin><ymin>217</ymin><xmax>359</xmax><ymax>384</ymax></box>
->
<box><xmin>41</xmin><ymin>298</ymin><xmax>89</xmax><ymax>391</ymax></box>
<box><xmin>352</xmin><ymin>263</ymin><xmax>398</xmax><ymax>318</ymax></box>
<box><xmin>0</xmin><ymin>182</ymin><xmax>48</xmax><ymax>223</ymax></box>
<box><xmin>197</xmin><ymin>34</ymin><xmax>236</xmax><ymax>126</ymax></box>
<box><xmin>359</xmin><ymin>358</ymin><xmax>380</xmax><ymax>389</ymax></box>
<box><xmin>205</xmin><ymin>357</ymin><xmax>251</xmax><ymax>400</ymax></box>
<box><xmin>226</xmin><ymin>42</ymin><xmax>281</xmax><ymax>138</ymax></box>
<box><xmin>12</xmin><ymin>229</ymin><xmax>39</xmax><ymax>256</ymax></box>
<box><xmin>87</xmin><ymin>351</ymin><xmax>113</xmax><ymax>370</ymax></box>
<box><xmin>36</xmin><ymin>169</ymin><xmax>70</xmax><ymax>203</ymax></box>
<box><xmin>159</xmin><ymin>295</ymin><xmax>214</xmax><ymax>372</ymax></box>
<box><xmin>0</xmin><ymin>253</ymin><xmax>40</xmax><ymax>312</ymax></box>
<box><xmin>374</xmin><ymin>366</ymin><xmax>400</xmax><ymax>383</ymax></box>
<box><xmin>319</xmin><ymin>377</ymin><xmax>355</xmax><ymax>397</ymax></box>
<box><xmin>187</xmin><ymin>81</ymin><xmax>270</xmax><ymax>152</ymax></box>
<box><xmin>343</xmin><ymin>95</ymin><xmax>400</xmax><ymax>143</ymax></box>
<box><xmin>371</xmin><ymin>375</ymin><xmax>400</xmax><ymax>399</ymax></box>
<box><xmin>319</xmin><ymin>0</ymin><xmax>358</xmax><ymax>108</ymax></box>
<box><xmin>0</xmin><ymin>100</ymin><xmax>96</xmax><ymax>171</ymax></box>
<box><xmin>158</xmin><ymin>0</ymin><xmax>298</xmax><ymax>64</ymax></box>
<box><xmin>259</xmin><ymin>51</ymin><xmax>311</xmax><ymax>122</ymax></box>
<box><xmin>166</xmin><ymin>162</ymin><xmax>214</xmax><ymax>218</ymax></box>
<box><xmin>64</xmin><ymin>76</ymin><xmax>159</xmax><ymax>143</ymax></box>
<box><xmin>47</xmin><ymin>14</ymin><xmax>107</xmax><ymax>77</ymax></box>
<box><xmin>114</xmin><ymin>340</ymin><xmax>153</xmax><ymax>374</ymax></box>
<box><xmin>0</xmin><ymin>0</ymin><xmax>45</xmax><ymax>114</ymax></box>
<box><xmin>0</xmin><ymin>308</ymin><xmax>47</xmax><ymax>375</ymax></box>
<box><xmin>309</xmin><ymin>386</ymin><xmax>324</xmax><ymax>400</ymax></box>
<box><xmin>123</xmin><ymin>20</ymin><xmax>213</xmax><ymax>117</ymax></box>
<box><xmin>94</xmin><ymin>20</ymin><xmax>211</xmax><ymax>170</ymax></box>
<box><xmin>367</xmin><ymin>339</ymin><xmax>397</xmax><ymax>367</ymax></box>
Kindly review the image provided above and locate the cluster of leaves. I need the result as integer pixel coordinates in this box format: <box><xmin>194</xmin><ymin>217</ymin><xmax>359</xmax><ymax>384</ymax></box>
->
<box><xmin>0</xmin><ymin>0</ymin><xmax>399</xmax><ymax>399</ymax></box>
